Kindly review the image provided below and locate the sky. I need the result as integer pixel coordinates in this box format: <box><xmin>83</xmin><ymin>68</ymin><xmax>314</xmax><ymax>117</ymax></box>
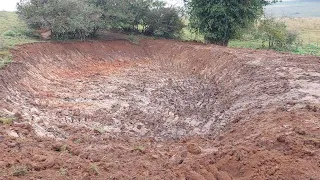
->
<box><xmin>0</xmin><ymin>0</ymin><xmax>184</xmax><ymax>11</ymax></box>
<box><xmin>0</xmin><ymin>0</ymin><xmax>19</xmax><ymax>11</ymax></box>
<box><xmin>0</xmin><ymin>0</ymin><xmax>307</xmax><ymax>12</ymax></box>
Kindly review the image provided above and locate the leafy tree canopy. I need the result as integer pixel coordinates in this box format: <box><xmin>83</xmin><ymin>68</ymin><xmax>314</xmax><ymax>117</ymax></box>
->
<box><xmin>17</xmin><ymin>0</ymin><xmax>103</xmax><ymax>39</ymax></box>
<box><xmin>18</xmin><ymin>0</ymin><xmax>183</xmax><ymax>39</ymax></box>
<box><xmin>186</xmin><ymin>0</ymin><xmax>279</xmax><ymax>46</ymax></box>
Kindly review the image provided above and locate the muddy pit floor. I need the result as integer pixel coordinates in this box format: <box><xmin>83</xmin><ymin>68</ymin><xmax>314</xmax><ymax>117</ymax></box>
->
<box><xmin>0</xmin><ymin>39</ymin><xmax>320</xmax><ymax>179</ymax></box>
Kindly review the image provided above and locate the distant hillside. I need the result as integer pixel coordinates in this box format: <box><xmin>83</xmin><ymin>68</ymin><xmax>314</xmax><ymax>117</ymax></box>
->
<box><xmin>265</xmin><ymin>0</ymin><xmax>320</xmax><ymax>17</ymax></box>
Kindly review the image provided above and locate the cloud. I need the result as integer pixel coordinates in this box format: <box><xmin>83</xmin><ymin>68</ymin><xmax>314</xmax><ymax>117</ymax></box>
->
<box><xmin>0</xmin><ymin>0</ymin><xmax>19</xmax><ymax>11</ymax></box>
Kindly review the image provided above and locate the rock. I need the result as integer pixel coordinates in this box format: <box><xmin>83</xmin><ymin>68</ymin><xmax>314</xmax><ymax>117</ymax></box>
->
<box><xmin>294</xmin><ymin>128</ymin><xmax>306</xmax><ymax>135</ymax></box>
<box><xmin>13</xmin><ymin>112</ymin><xmax>23</xmax><ymax>120</ymax></box>
<box><xmin>187</xmin><ymin>144</ymin><xmax>202</xmax><ymax>155</ymax></box>
<box><xmin>207</xmin><ymin>164</ymin><xmax>219</xmax><ymax>175</ymax></box>
<box><xmin>43</xmin><ymin>157</ymin><xmax>56</xmax><ymax>169</ymax></box>
<box><xmin>30</xmin><ymin>108</ymin><xmax>40</xmax><ymax>115</ymax></box>
<box><xmin>0</xmin><ymin>161</ymin><xmax>7</xmax><ymax>167</ymax></box>
<box><xmin>51</xmin><ymin>142</ymin><xmax>63</xmax><ymax>151</ymax></box>
<box><xmin>216</xmin><ymin>171</ymin><xmax>232</xmax><ymax>180</ymax></box>
<box><xmin>186</xmin><ymin>171</ymin><xmax>207</xmax><ymax>180</ymax></box>
<box><xmin>150</xmin><ymin>154</ymin><xmax>159</xmax><ymax>160</ymax></box>
<box><xmin>197</xmin><ymin>168</ymin><xmax>217</xmax><ymax>180</ymax></box>
<box><xmin>39</xmin><ymin>29</ymin><xmax>52</xmax><ymax>40</ymax></box>
<box><xmin>7</xmin><ymin>142</ymin><xmax>18</xmax><ymax>148</ymax></box>
<box><xmin>277</xmin><ymin>135</ymin><xmax>286</xmax><ymax>143</ymax></box>
<box><xmin>89</xmin><ymin>153</ymin><xmax>103</xmax><ymax>162</ymax></box>
<box><xmin>6</xmin><ymin>130</ymin><xmax>19</xmax><ymax>138</ymax></box>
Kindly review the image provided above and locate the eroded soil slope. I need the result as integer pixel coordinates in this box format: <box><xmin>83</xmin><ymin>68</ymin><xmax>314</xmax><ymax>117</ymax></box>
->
<box><xmin>0</xmin><ymin>39</ymin><xmax>319</xmax><ymax>179</ymax></box>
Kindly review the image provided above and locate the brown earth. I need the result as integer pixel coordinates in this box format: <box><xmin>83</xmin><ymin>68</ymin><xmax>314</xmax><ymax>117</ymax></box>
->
<box><xmin>0</xmin><ymin>39</ymin><xmax>320</xmax><ymax>179</ymax></box>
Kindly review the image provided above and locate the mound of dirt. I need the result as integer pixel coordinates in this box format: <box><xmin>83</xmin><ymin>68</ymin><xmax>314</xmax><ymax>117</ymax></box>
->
<box><xmin>0</xmin><ymin>39</ymin><xmax>319</xmax><ymax>179</ymax></box>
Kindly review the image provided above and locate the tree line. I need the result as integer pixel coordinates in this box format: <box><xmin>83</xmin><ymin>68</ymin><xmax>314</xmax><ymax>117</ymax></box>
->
<box><xmin>17</xmin><ymin>0</ymin><xmax>280</xmax><ymax>46</ymax></box>
<box><xmin>17</xmin><ymin>0</ymin><xmax>184</xmax><ymax>39</ymax></box>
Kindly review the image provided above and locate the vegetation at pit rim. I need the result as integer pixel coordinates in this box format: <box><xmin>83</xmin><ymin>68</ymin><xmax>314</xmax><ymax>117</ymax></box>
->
<box><xmin>185</xmin><ymin>0</ymin><xmax>279</xmax><ymax>46</ymax></box>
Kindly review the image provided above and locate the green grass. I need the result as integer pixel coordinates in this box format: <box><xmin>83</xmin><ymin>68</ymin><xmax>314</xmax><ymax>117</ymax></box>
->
<box><xmin>180</xmin><ymin>27</ymin><xmax>204</xmax><ymax>42</ymax></box>
<box><xmin>292</xmin><ymin>44</ymin><xmax>320</xmax><ymax>56</ymax></box>
<box><xmin>0</xmin><ymin>11</ymin><xmax>37</xmax><ymax>69</ymax></box>
<box><xmin>229</xmin><ymin>39</ymin><xmax>320</xmax><ymax>56</ymax></box>
<box><xmin>229</xmin><ymin>40</ymin><xmax>262</xmax><ymax>49</ymax></box>
<box><xmin>0</xmin><ymin>117</ymin><xmax>16</xmax><ymax>124</ymax></box>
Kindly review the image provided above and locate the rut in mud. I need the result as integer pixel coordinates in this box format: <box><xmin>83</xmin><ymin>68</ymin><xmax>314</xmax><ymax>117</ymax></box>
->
<box><xmin>0</xmin><ymin>39</ymin><xmax>320</xmax><ymax>179</ymax></box>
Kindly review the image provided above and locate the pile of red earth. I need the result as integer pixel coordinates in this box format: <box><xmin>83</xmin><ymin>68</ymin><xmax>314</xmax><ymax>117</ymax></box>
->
<box><xmin>0</xmin><ymin>39</ymin><xmax>319</xmax><ymax>179</ymax></box>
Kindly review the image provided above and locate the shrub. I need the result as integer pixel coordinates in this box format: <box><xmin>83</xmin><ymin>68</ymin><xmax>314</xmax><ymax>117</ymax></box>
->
<box><xmin>258</xmin><ymin>17</ymin><xmax>300</xmax><ymax>50</ymax></box>
<box><xmin>144</xmin><ymin>6</ymin><xmax>184</xmax><ymax>38</ymax></box>
<box><xmin>17</xmin><ymin>0</ymin><xmax>103</xmax><ymax>39</ymax></box>
<box><xmin>3</xmin><ymin>30</ymin><xmax>18</xmax><ymax>37</ymax></box>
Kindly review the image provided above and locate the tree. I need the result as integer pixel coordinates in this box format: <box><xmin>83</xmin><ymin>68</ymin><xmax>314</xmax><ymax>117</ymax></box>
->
<box><xmin>144</xmin><ymin>5</ymin><xmax>184</xmax><ymax>38</ymax></box>
<box><xmin>17</xmin><ymin>0</ymin><xmax>103</xmax><ymax>39</ymax></box>
<box><xmin>89</xmin><ymin>0</ymin><xmax>183</xmax><ymax>38</ymax></box>
<box><xmin>185</xmin><ymin>0</ymin><xmax>278</xmax><ymax>46</ymax></box>
<box><xmin>89</xmin><ymin>0</ymin><xmax>134</xmax><ymax>29</ymax></box>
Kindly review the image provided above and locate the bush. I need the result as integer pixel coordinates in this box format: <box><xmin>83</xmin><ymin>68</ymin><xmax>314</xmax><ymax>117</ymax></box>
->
<box><xmin>17</xmin><ymin>0</ymin><xmax>183</xmax><ymax>40</ymax></box>
<box><xmin>3</xmin><ymin>30</ymin><xmax>18</xmax><ymax>37</ymax></box>
<box><xmin>17</xmin><ymin>0</ymin><xmax>103</xmax><ymax>39</ymax></box>
<box><xmin>144</xmin><ymin>6</ymin><xmax>184</xmax><ymax>38</ymax></box>
<box><xmin>258</xmin><ymin>17</ymin><xmax>300</xmax><ymax>50</ymax></box>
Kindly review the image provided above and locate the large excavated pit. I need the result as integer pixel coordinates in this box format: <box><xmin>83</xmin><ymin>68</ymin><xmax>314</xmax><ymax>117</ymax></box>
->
<box><xmin>0</xmin><ymin>39</ymin><xmax>320</xmax><ymax>179</ymax></box>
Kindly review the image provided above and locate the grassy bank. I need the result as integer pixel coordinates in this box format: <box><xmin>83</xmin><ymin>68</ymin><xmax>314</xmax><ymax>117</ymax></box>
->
<box><xmin>229</xmin><ymin>40</ymin><xmax>320</xmax><ymax>56</ymax></box>
<box><xmin>0</xmin><ymin>11</ymin><xmax>37</xmax><ymax>68</ymax></box>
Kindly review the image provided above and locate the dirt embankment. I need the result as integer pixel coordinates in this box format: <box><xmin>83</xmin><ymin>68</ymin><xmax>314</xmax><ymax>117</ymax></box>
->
<box><xmin>0</xmin><ymin>39</ymin><xmax>319</xmax><ymax>179</ymax></box>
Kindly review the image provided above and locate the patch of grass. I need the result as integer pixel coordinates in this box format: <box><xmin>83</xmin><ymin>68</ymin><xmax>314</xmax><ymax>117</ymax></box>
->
<box><xmin>229</xmin><ymin>39</ymin><xmax>320</xmax><ymax>56</ymax></box>
<box><xmin>89</xmin><ymin>164</ymin><xmax>100</xmax><ymax>175</ymax></box>
<box><xmin>0</xmin><ymin>117</ymin><xmax>16</xmax><ymax>124</ymax></box>
<box><xmin>132</xmin><ymin>145</ymin><xmax>145</xmax><ymax>153</ymax></box>
<box><xmin>229</xmin><ymin>40</ymin><xmax>262</xmax><ymax>49</ymax></box>
<box><xmin>59</xmin><ymin>167</ymin><xmax>69</xmax><ymax>176</ymax></box>
<box><xmin>94</xmin><ymin>126</ymin><xmax>106</xmax><ymax>134</ymax></box>
<box><xmin>0</xmin><ymin>11</ymin><xmax>38</xmax><ymax>68</ymax></box>
<box><xmin>292</xmin><ymin>44</ymin><xmax>320</xmax><ymax>56</ymax></box>
<box><xmin>12</xmin><ymin>166</ymin><xmax>28</xmax><ymax>177</ymax></box>
<box><xmin>73</xmin><ymin>139</ymin><xmax>81</xmax><ymax>144</ymax></box>
<box><xmin>180</xmin><ymin>27</ymin><xmax>204</xmax><ymax>42</ymax></box>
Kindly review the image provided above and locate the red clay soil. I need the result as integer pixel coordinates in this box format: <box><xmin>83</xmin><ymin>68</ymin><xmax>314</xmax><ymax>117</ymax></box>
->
<box><xmin>0</xmin><ymin>39</ymin><xmax>320</xmax><ymax>179</ymax></box>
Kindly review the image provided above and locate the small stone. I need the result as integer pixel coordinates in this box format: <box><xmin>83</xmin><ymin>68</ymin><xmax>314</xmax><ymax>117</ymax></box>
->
<box><xmin>151</xmin><ymin>155</ymin><xmax>159</xmax><ymax>160</ymax></box>
<box><xmin>294</xmin><ymin>128</ymin><xmax>306</xmax><ymax>135</ymax></box>
<box><xmin>7</xmin><ymin>142</ymin><xmax>18</xmax><ymax>148</ymax></box>
<box><xmin>216</xmin><ymin>171</ymin><xmax>232</xmax><ymax>180</ymax></box>
<box><xmin>6</xmin><ymin>130</ymin><xmax>19</xmax><ymax>138</ymax></box>
<box><xmin>187</xmin><ymin>144</ymin><xmax>202</xmax><ymax>155</ymax></box>
<box><xmin>277</xmin><ymin>135</ymin><xmax>286</xmax><ymax>143</ymax></box>
<box><xmin>51</xmin><ymin>143</ymin><xmax>63</xmax><ymax>151</ymax></box>
<box><xmin>0</xmin><ymin>161</ymin><xmax>7</xmax><ymax>167</ymax></box>
<box><xmin>14</xmin><ymin>112</ymin><xmax>23</xmax><ymax>120</ymax></box>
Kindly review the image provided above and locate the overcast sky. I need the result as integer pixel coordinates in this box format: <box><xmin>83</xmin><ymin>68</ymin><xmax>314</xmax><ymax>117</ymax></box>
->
<box><xmin>0</xmin><ymin>0</ymin><xmax>184</xmax><ymax>11</ymax></box>
<box><xmin>1</xmin><ymin>0</ymin><xmax>298</xmax><ymax>12</ymax></box>
<box><xmin>0</xmin><ymin>0</ymin><xmax>19</xmax><ymax>11</ymax></box>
